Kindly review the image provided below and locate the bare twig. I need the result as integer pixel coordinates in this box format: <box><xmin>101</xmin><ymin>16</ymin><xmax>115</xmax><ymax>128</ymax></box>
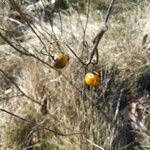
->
<box><xmin>134</xmin><ymin>145</ymin><xmax>150</xmax><ymax>149</ymax></box>
<box><xmin>0</xmin><ymin>108</ymin><xmax>83</xmax><ymax>136</ymax></box>
<box><xmin>0</xmin><ymin>94</ymin><xmax>24</xmax><ymax>102</ymax></box>
<box><xmin>8</xmin><ymin>0</ymin><xmax>46</xmax><ymax>48</ymax></box>
<box><xmin>0</xmin><ymin>31</ymin><xmax>82</xmax><ymax>95</ymax></box>
<box><xmin>87</xmin><ymin>139</ymin><xmax>105</xmax><ymax>150</ymax></box>
<box><xmin>0</xmin><ymin>32</ymin><xmax>32</xmax><ymax>56</ymax></box>
<box><xmin>83</xmin><ymin>0</ymin><xmax>91</xmax><ymax>43</ymax></box>
<box><xmin>93</xmin><ymin>0</ymin><xmax>116</xmax><ymax>44</ymax></box>
<box><xmin>58</xmin><ymin>9</ymin><xmax>63</xmax><ymax>35</ymax></box>
<box><xmin>0</xmin><ymin>31</ymin><xmax>56</xmax><ymax>70</ymax></box>
<box><xmin>113</xmin><ymin>89</ymin><xmax>124</xmax><ymax>122</ymax></box>
<box><xmin>72</xmin><ymin>3</ymin><xmax>85</xmax><ymax>33</ymax></box>
<box><xmin>132</xmin><ymin>119</ymin><xmax>150</xmax><ymax>136</ymax></box>
<box><xmin>142</xmin><ymin>34</ymin><xmax>148</xmax><ymax>49</ymax></box>
<box><xmin>86</xmin><ymin>0</ymin><xmax>116</xmax><ymax>66</ymax></box>
<box><xmin>0</xmin><ymin>68</ymin><xmax>41</xmax><ymax>105</ymax></box>
<box><xmin>64</xmin><ymin>42</ymin><xmax>85</xmax><ymax>66</ymax></box>
<box><xmin>109</xmin><ymin>89</ymin><xmax>124</xmax><ymax>150</ymax></box>
<box><xmin>120</xmin><ymin>142</ymin><xmax>137</xmax><ymax>150</ymax></box>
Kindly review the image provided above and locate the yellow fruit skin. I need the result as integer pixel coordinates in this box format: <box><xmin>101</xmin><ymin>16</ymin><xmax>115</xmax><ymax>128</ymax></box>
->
<box><xmin>84</xmin><ymin>72</ymin><xmax>100</xmax><ymax>86</ymax></box>
<box><xmin>53</xmin><ymin>52</ymin><xmax>69</xmax><ymax>69</ymax></box>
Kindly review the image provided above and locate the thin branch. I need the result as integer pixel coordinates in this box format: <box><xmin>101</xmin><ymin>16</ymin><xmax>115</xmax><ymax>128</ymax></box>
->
<box><xmin>0</xmin><ymin>108</ymin><xmax>83</xmax><ymax>136</ymax></box>
<box><xmin>93</xmin><ymin>0</ymin><xmax>116</xmax><ymax>44</ymax></box>
<box><xmin>87</xmin><ymin>139</ymin><xmax>105</xmax><ymax>150</ymax></box>
<box><xmin>68</xmin><ymin>10</ymin><xmax>76</xmax><ymax>43</ymax></box>
<box><xmin>113</xmin><ymin>89</ymin><xmax>124</xmax><ymax>122</ymax></box>
<box><xmin>120</xmin><ymin>142</ymin><xmax>137</xmax><ymax>150</ymax></box>
<box><xmin>105</xmin><ymin>0</ymin><xmax>116</xmax><ymax>23</ymax></box>
<box><xmin>40</xmin><ymin>40</ymin><xmax>60</xmax><ymax>59</ymax></box>
<box><xmin>91</xmin><ymin>47</ymin><xmax>99</xmax><ymax>65</ymax></box>
<box><xmin>0</xmin><ymin>32</ymin><xmax>82</xmax><ymax>95</ymax></box>
<box><xmin>142</xmin><ymin>34</ymin><xmax>148</xmax><ymax>49</ymax></box>
<box><xmin>132</xmin><ymin>119</ymin><xmax>150</xmax><ymax>136</ymax></box>
<box><xmin>0</xmin><ymin>31</ymin><xmax>55</xmax><ymax>69</ymax></box>
<box><xmin>134</xmin><ymin>145</ymin><xmax>150</xmax><ymax>149</ymax></box>
<box><xmin>0</xmin><ymin>94</ymin><xmax>24</xmax><ymax>102</ymax></box>
<box><xmin>83</xmin><ymin>0</ymin><xmax>91</xmax><ymax>43</ymax></box>
<box><xmin>109</xmin><ymin>90</ymin><xmax>124</xmax><ymax>150</ymax></box>
<box><xmin>58</xmin><ymin>9</ymin><xmax>63</xmax><ymax>35</ymax></box>
<box><xmin>72</xmin><ymin>3</ymin><xmax>85</xmax><ymax>33</ymax></box>
<box><xmin>0</xmin><ymin>32</ymin><xmax>32</xmax><ymax>56</ymax></box>
<box><xmin>8</xmin><ymin>0</ymin><xmax>46</xmax><ymax>48</ymax></box>
<box><xmin>64</xmin><ymin>42</ymin><xmax>86</xmax><ymax>66</ymax></box>
<box><xmin>0</xmin><ymin>68</ymin><xmax>41</xmax><ymax>105</ymax></box>
<box><xmin>86</xmin><ymin>0</ymin><xmax>116</xmax><ymax>66</ymax></box>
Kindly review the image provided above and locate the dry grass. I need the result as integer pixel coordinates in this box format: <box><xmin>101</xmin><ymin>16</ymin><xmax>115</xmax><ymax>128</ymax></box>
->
<box><xmin>0</xmin><ymin>0</ymin><xmax>150</xmax><ymax>150</ymax></box>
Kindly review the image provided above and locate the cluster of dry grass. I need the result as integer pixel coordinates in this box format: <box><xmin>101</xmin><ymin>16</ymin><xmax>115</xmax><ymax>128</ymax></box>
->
<box><xmin>0</xmin><ymin>0</ymin><xmax>150</xmax><ymax>149</ymax></box>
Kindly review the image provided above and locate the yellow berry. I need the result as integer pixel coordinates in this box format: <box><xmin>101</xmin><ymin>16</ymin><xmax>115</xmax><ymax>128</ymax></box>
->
<box><xmin>52</xmin><ymin>52</ymin><xmax>69</xmax><ymax>69</ymax></box>
<box><xmin>84</xmin><ymin>71</ymin><xmax>101</xmax><ymax>86</ymax></box>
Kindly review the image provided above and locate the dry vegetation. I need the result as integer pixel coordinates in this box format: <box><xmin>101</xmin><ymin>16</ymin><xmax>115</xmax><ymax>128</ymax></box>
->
<box><xmin>0</xmin><ymin>0</ymin><xmax>150</xmax><ymax>150</ymax></box>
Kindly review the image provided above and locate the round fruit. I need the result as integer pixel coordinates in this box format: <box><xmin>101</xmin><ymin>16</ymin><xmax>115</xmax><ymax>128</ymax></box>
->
<box><xmin>84</xmin><ymin>71</ymin><xmax>101</xmax><ymax>86</ymax></box>
<box><xmin>52</xmin><ymin>52</ymin><xmax>69</xmax><ymax>69</ymax></box>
